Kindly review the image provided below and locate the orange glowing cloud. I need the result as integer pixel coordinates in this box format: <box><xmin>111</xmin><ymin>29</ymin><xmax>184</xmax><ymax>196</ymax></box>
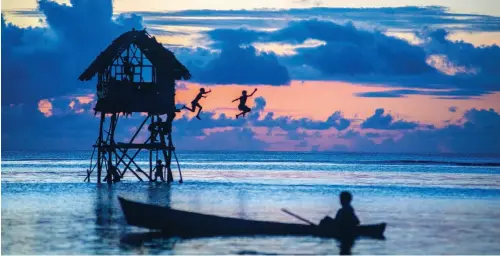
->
<box><xmin>38</xmin><ymin>99</ymin><xmax>53</xmax><ymax>117</ymax></box>
<box><xmin>75</xmin><ymin>94</ymin><xmax>94</xmax><ymax>104</ymax></box>
<box><xmin>426</xmin><ymin>54</ymin><xmax>476</xmax><ymax>75</ymax></box>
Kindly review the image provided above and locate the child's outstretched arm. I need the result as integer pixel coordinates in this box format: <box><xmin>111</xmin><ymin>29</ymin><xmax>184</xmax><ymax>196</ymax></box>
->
<box><xmin>249</xmin><ymin>88</ymin><xmax>258</xmax><ymax>97</ymax></box>
<box><xmin>232</xmin><ymin>97</ymin><xmax>240</xmax><ymax>103</ymax></box>
<box><xmin>204</xmin><ymin>89</ymin><xmax>212</xmax><ymax>94</ymax></box>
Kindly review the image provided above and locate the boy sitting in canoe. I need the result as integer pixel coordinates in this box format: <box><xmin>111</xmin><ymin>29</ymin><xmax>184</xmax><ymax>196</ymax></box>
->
<box><xmin>320</xmin><ymin>191</ymin><xmax>360</xmax><ymax>232</ymax></box>
<box><xmin>335</xmin><ymin>191</ymin><xmax>360</xmax><ymax>228</ymax></box>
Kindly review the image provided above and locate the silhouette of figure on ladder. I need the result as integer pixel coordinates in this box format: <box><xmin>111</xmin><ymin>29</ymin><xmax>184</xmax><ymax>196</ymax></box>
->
<box><xmin>233</xmin><ymin>88</ymin><xmax>257</xmax><ymax>119</ymax></box>
<box><xmin>182</xmin><ymin>88</ymin><xmax>211</xmax><ymax>120</ymax></box>
<box><xmin>153</xmin><ymin>160</ymin><xmax>165</xmax><ymax>182</ymax></box>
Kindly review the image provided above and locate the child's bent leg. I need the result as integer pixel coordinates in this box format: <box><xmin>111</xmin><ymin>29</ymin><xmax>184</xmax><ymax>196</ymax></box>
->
<box><xmin>196</xmin><ymin>104</ymin><xmax>203</xmax><ymax>116</ymax></box>
<box><xmin>183</xmin><ymin>106</ymin><xmax>194</xmax><ymax>112</ymax></box>
<box><xmin>243</xmin><ymin>107</ymin><xmax>251</xmax><ymax>117</ymax></box>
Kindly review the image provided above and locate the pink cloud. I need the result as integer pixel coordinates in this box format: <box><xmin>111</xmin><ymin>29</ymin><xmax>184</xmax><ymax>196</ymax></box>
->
<box><xmin>37</xmin><ymin>99</ymin><xmax>53</xmax><ymax>117</ymax></box>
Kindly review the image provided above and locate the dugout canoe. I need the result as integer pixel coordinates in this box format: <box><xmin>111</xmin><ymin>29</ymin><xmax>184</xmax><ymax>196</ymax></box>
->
<box><xmin>118</xmin><ymin>197</ymin><xmax>386</xmax><ymax>239</ymax></box>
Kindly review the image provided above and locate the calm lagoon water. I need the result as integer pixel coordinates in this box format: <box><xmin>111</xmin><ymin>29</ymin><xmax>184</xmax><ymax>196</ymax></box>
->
<box><xmin>2</xmin><ymin>151</ymin><xmax>500</xmax><ymax>254</ymax></box>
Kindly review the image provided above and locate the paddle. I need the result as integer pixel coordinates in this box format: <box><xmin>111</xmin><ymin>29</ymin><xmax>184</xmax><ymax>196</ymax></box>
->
<box><xmin>173</xmin><ymin>149</ymin><xmax>183</xmax><ymax>183</ymax></box>
<box><xmin>281</xmin><ymin>208</ymin><xmax>317</xmax><ymax>226</ymax></box>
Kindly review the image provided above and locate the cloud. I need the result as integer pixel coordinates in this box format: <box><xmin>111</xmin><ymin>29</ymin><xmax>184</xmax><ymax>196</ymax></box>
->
<box><xmin>2</xmin><ymin>102</ymin><xmax>98</xmax><ymax>150</ymax></box>
<box><xmin>193</xmin><ymin>45</ymin><xmax>291</xmax><ymax>85</ymax></box>
<box><xmin>355</xmin><ymin>89</ymin><xmax>489</xmax><ymax>99</ymax></box>
<box><xmin>2</xmin><ymin>93</ymin><xmax>352</xmax><ymax>151</ymax></box>
<box><xmin>3</xmin><ymin>95</ymin><xmax>499</xmax><ymax>153</ymax></box>
<box><xmin>338</xmin><ymin>129</ymin><xmax>360</xmax><ymax>139</ymax></box>
<box><xmin>6</xmin><ymin>3</ymin><xmax>499</xmax><ymax>101</ymax></box>
<box><xmin>448</xmin><ymin>106</ymin><xmax>458</xmax><ymax>113</ymax></box>
<box><xmin>361</xmin><ymin>108</ymin><xmax>420</xmax><ymax>130</ymax></box>
<box><xmin>286</xmin><ymin>129</ymin><xmax>309</xmax><ymax>141</ymax></box>
<box><xmin>180</xmin><ymin>19</ymin><xmax>500</xmax><ymax>97</ymax></box>
<box><xmin>206</xmin><ymin>28</ymin><xmax>267</xmax><ymax>48</ymax></box>
<box><xmin>420</xmin><ymin>28</ymin><xmax>500</xmax><ymax>75</ymax></box>
<box><xmin>128</xmin><ymin>6</ymin><xmax>500</xmax><ymax>32</ymax></box>
<box><xmin>287</xmin><ymin>21</ymin><xmax>435</xmax><ymax>76</ymax></box>
<box><xmin>173</xmin><ymin>112</ymin><xmax>246</xmax><ymax>137</ymax></box>
<box><xmin>333</xmin><ymin>108</ymin><xmax>500</xmax><ymax>153</ymax></box>
<box><xmin>365</xmin><ymin>132</ymin><xmax>382</xmax><ymax>138</ymax></box>
<box><xmin>201</xmin><ymin>19</ymin><xmax>437</xmax><ymax>77</ymax></box>
<box><xmin>254</xmin><ymin>111</ymin><xmax>351</xmax><ymax>131</ymax></box>
<box><xmin>174</xmin><ymin>28</ymin><xmax>290</xmax><ymax>86</ymax></box>
<box><xmin>196</xmin><ymin>19</ymin><xmax>499</xmax><ymax>97</ymax></box>
<box><xmin>1</xmin><ymin>96</ymin><xmax>257</xmax><ymax>151</ymax></box>
<box><xmin>383</xmin><ymin>108</ymin><xmax>500</xmax><ymax>154</ymax></box>
<box><xmin>176</xmin><ymin>128</ymin><xmax>267</xmax><ymax>151</ymax></box>
<box><xmin>1</xmin><ymin>0</ymin><xmax>143</xmax><ymax>106</ymax></box>
<box><xmin>252</xmin><ymin>96</ymin><xmax>267</xmax><ymax>113</ymax></box>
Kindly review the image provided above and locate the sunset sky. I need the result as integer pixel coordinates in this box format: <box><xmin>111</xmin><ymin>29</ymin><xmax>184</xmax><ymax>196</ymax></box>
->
<box><xmin>2</xmin><ymin>0</ymin><xmax>500</xmax><ymax>153</ymax></box>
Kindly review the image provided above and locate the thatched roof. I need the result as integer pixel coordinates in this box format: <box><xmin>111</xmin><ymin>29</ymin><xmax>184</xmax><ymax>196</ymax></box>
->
<box><xmin>79</xmin><ymin>29</ymin><xmax>191</xmax><ymax>81</ymax></box>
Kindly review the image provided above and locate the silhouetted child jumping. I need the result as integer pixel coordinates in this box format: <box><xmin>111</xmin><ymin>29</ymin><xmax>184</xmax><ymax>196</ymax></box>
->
<box><xmin>232</xmin><ymin>88</ymin><xmax>257</xmax><ymax>119</ymax></box>
<box><xmin>183</xmin><ymin>88</ymin><xmax>211</xmax><ymax>120</ymax></box>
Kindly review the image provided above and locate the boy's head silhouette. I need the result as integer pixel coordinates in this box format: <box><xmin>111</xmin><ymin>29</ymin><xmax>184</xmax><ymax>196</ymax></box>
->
<box><xmin>156</xmin><ymin>160</ymin><xmax>162</xmax><ymax>164</ymax></box>
<box><xmin>340</xmin><ymin>191</ymin><xmax>353</xmax><ymax>207</ymax></box>
<box><xmin>200</xmin><ymin>88</ymin><xmax>205</xmax><ymax>92</ymax></box>
<box><xmin>242</xmin><ymin>90</ymin><xmax>247</xmax><ymax>96</ymax></box>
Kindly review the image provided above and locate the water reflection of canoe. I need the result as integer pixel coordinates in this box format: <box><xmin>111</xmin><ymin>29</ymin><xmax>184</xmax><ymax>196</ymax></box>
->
<box><xmin>118</xmin><ymin>197</ymin><xmax>386</xmax><ymax>239</ymax></box>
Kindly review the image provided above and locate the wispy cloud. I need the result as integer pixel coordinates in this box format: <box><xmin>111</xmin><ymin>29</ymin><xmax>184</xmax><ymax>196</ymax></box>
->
<box><xmin>130</xmin><ymin>6</ymin><xmax>500</xmax><ymax>32</ymax></box>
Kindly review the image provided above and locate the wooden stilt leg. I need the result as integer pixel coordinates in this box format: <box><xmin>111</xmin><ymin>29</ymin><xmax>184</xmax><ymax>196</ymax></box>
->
<box><xmin>149</xmin><ymin>114</ymin><xmax>154</xmax><ymax>181</ymax></box>
<box><xmin>97</xmin><ymin>112</ymin><xmax>105</xmax><ymax>184</ymax></box>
